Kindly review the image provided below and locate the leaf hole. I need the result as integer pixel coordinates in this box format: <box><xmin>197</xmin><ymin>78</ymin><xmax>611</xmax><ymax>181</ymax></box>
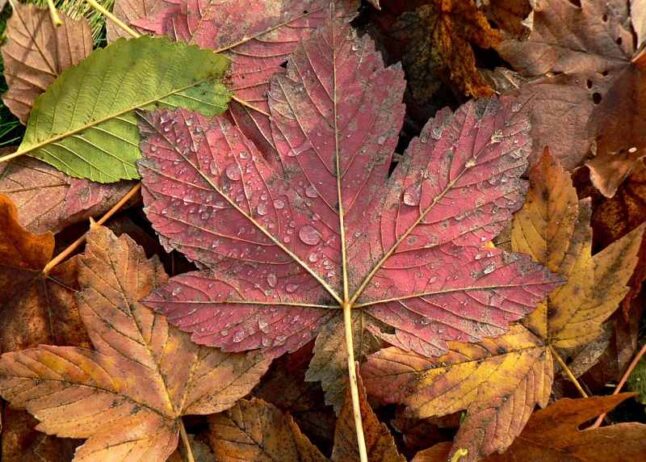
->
<box><xmin>592</xmin><ymin>92</ymin><xmax>602</xmax><ymax>104</ymax></box>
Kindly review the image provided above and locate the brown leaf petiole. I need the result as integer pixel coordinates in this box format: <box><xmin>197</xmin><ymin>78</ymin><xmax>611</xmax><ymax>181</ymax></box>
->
<box><xmin>549</xmin><ymin>345</ymin><xmax>589</xmax><ymax>398</ymax></box>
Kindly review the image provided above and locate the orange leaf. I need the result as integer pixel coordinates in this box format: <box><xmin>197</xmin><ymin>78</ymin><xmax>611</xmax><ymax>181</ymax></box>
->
<box><xmin>0</xmin><ymin>226</ymin><xmax>270</xmax><ymax>462</ymax></box>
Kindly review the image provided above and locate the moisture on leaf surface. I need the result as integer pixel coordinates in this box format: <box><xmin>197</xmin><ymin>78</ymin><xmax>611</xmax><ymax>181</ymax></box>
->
<box><xmin>138</xmin><ymin>12</ymin><xmax>560</xmax><ymax>367</ymax></box>
<box><xmin>0</xmin><ymin>226</ymin><xmax>270</xmax><ymax>462</ymax></box>
<box><xmin>362</xmin><ymin>150</ymin><xmax>645</xmax><ymax>461</ymax></box>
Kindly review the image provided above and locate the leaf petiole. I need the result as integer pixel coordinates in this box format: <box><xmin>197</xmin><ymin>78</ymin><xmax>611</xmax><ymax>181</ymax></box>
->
<box><xmin>549</xmin><ymin>345</ymin><xmax>589</xmax><ymax>398</ymax></box>
<box><xmin>179</xmin><ymin>419</ymin><xmax>195</xmax><ymax>462</ymax></box>
<box><xmin>45</xmin><ymin>0</ymin><xmax>63</xmax><ymax>26</ymax></box>
<box><xmin>84</xmin><ymin>0</ymin><xmax>140</xmax><ymax>38</ymax></box>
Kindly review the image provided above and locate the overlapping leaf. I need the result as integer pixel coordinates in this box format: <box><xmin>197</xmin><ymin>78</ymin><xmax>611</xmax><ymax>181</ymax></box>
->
<box><xmin>1</xmin><ymin>2</ymin><xmax>92</xmax><ymax>124</ymax></box>
<box><xmin>13</xmin><ymin>36</ymin><xmax>230</xmax><ymax>183</ymax></box>
<box><xmin>115</xmin><ymin>0</ymin><xmax>357</xmax><ymax>152</ymax></box>
<box><xmin>0</xmin><ymin>226</ymin><xmax>270</xmax><ymax>462</ymax></box>
<box><xmin>139</xmin><ymin>13</ymin><xmax>558</xmax><ymax>368</ymax></box>
<box><xmin>414</xmin><ymin>395</ymin><xmax>646</xmax><ymax>462</ymax></box>
<box><xmin>209</xmin><ymin>374</ymin><xmax>404</xmax><ymax>461</ymax></box>
<box><xmin>0</xmin><ymin>157</ymin><xmax>133</xmax><ymax>233</ymax></box>
<box><xmin>497</xmin><ymin>0</ymin><xmax>646</xmax><ymax>197</ymax></box>
<box><xmin>362</xmin><ymin>151</ymin><xmax>644</xmax><ymax>461</ymax></box>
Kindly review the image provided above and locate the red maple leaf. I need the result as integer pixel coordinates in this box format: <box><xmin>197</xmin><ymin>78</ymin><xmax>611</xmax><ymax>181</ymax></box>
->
<box><xmin>131</xmin><ymin>0</ymin><xmax>358</xmax><ymax>152</ymax></box>
<box><xmin>138</xmin><ymin>12</ymin><xmax>560</xmax><ymax>360</ymax></box>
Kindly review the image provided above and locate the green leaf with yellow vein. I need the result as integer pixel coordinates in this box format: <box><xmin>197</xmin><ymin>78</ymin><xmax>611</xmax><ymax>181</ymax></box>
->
<box><xmin>0</xmin><ymin>225</ymin><xmax>270</xmax><ymax>462</ymax></box>
<box><xmin>9</xmin><ymin>36</ymin><xmax>230</xmax><ymax>183</ymax></box>
<box><xmin>363</xmin><ymin>150</ymin><xmax>645</xmax><ymax>462</ymax></box>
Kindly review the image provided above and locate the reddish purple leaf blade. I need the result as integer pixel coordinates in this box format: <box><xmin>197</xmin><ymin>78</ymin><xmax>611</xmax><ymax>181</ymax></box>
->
<box><xmin>139</xmin><ymin>15</ymin><xmax>560</xmax><ymax>360</ymax></box>
<box><xmin>133</xmin><ymin>0</ymin><xmax>358</xmax><ymax>154</ymax></box>
<box><xmin>269</xmin><ymin>17</ymin><xmax>405</xmax><ymax>237</ymax></box>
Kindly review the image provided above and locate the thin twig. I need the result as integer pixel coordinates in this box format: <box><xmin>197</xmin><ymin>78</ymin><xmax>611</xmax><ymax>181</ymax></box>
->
<box><xmin>343</xmin><ymin>304</ymin><xmax>368</xmax><ymax>462</ymax></box>
<box><xmin>45</xmin><ymin>0</ymin><xmax>63</xmax><ymax>26</ymax></box>
<box><xmin>84</xmin><ymin>0</ymin><xmax>141</xmax><ymax>38</ymax></box>
<box><xmin>42</xmin><ymin>183</ymin><xmax>141</xmax><ymax>275</ymax></box>
<box><xmin>549</xmin><ymin>345</ymin><xmax>589</xmax><ymax>398</ymax></box>
<box><xmin>179</xmin><ymin>419</ymin><xmax>195</xmax><ymax>462</ymax></box>
<box><xmin>450</xmin><ymin>449</ymin><xmax>469</xmax><ymax>462</ymax></box>
<box><xmin>232</xmin><ymin>95</ymin><xmax>270</xmax><ymax>117</ymax></box>
<box><xmin>589</xmin><ymin>343</ymin><xmax>646</xmax><ymax>429</ymax></box>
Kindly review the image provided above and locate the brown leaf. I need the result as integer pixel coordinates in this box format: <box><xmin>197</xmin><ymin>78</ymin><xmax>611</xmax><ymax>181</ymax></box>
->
<box><xmin>209</xmin><ymin>398</ymin><xmax>327</xmax><ymax>462</ymax></box>
<box><xmin>0</xmin><ymin>194</ymin><xmax>89</xmax><ymax>352</ymax></box>
<box><xmin>497</xmin><ymin>0</ymin><xmax>646</xmax><ymax>197</ymax></box>
<box><xmin>1</xmin><ymin>2</ymin><xmax>92</xmax><ymax>123</ymax></box>
<box><xmin>254</xmin><ymin>343</ymin><xmax>337</xmax><ymax>449</ymax></box>
<box><xmin>0</xmin><ymin>225</ymin><xmax>270</xmax><ymax>462</ymax></box>
<box><xmin>484</xmin><ymin>0</ymin><xmax>531</xmax><ymax>37</ymax></box>
<box><xmin>393</xmin><ymin>0</ymin><xmax>501</xmax><ymax>100</ymax></box>
<box><xmin>0</xmin><ymin>157</ymin><xmax>134</xmax><ymax>234</ymax></box>
<box><xmin>416</xmin><ymin>394</ymin><xmax>646</xmax><ymax>462</ymax></box>
<box><xmin>331</xmin><ymin>373</ymin><xmax>405</xmax><ymax>462</ymax></box>
<box><xmin>590</xmin><ymin>163</ymin><xmax>646</xmax><ymax>318</ymax></box>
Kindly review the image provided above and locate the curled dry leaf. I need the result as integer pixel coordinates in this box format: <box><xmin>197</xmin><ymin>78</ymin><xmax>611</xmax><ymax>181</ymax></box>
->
<box><xmin>117</xmin><ymin>0</ymin><xmax>357</xmax><ymax>153</ymax></box>
<box><xmin>0</xmin><ymin>226</ymin><xmax>270</xmax><ymax>462</ymax></box>
<box><xmin>209</xmin><ymin>373</ymin><xmax>404</xmax><ymax>461</ymax></box>
<box><xmin>497</xmin><ymin>0</ymin><xmax>646</xmax><ymax>197</ymax></box>
<box><xmin>363</xmin><ymin>151</ymin><xmax>645</xmax><ymax>462</ymax></box>
<box><xmin>414</xmin><ymin>394</ymin><xmax>646</xmax><ymax>462</ymax></box>
<box><xmin>0</xmin><ymin>157</ymin><xmax>134</xmax><ymax>233</ymax></box>
<box><xmin>1</xmin><ymin>2</ymin><xmax>92</xmax><ymax>124</ymax></box>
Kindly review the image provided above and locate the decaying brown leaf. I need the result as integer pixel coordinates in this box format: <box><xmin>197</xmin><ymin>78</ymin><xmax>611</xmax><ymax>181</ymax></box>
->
<box><xmin>0</xmin><ymin>157</ymin><xmax>134</xmax><ymax>233</ymax></box>
<box><xmin>414</xmin><ymin>394</ymin><xmax>646</xmax><ymax>462</ymax></box>
<box><xmin>1</xmin><ymin>2</ymin><xmax>93</xmax><ymax>123</ymax></box>
<box><xmin>497</xmin><ymin>0</ymin><xmax>646</xmax><ymax>197</ymax></box>
<box><xmin>0</xmin><ymin>226</ymin><xmax>270</xmax><ymax>462</ymax></box>
<box><xmin>363</xmin><ymin>151</ymin><xmax>645</xmax><ymax>461</ymax></box>
<box><xmin>210</xmin><ymin>373</ymin><xmax>404</xmax><ymax>461</ymax></box>
<box><xmin>0</xmin><ymin>194</ymin><xmax>88</xmax><ymax>352</ymax></box>
<box><xmin>484</xmin><ymin>0</ymin><xmax>531</xmax><ymax>37</ymax></box>
<box><xmin>393</xmin><ymin>0</ymin><xmax>501</xmax><ymax>101</ymax></box>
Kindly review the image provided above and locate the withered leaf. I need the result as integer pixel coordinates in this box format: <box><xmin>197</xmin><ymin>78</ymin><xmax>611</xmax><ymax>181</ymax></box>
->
<box><xmin>0</xmin><ymin>226</ymin><xmax>270</xmax><ymax>462</ymax></box>
<box><xmin>414</xmin><ymin>394</ymin><xmax>646</xmax><ymax>462</ymax></box>
<box><xmin>393</xmin><ymin>0</ymin><xmax>501</xmax><ymax>100</ymax></box>
<box><xmin>139</xmin><ymin>13</ymin><xmax>558</xmax><ymax>366</ymax></box>
<box><xmin>1</xmin><ymin>2</ymin><xmax>93</xmax><ymax>124</ymax></box>
<box><xmin>497</xmin><ymin>0</ymin><xmax>646</xmax><ymax>197</ymax></box>
<box><xmin>0</xmin><ymin>157</ymin><xmax>134</xmax><ymax>234</ymax></box>
<box><xmin>363</xmin><ymin>151</ymin><xmax>644</xmax><ymax>462</ymax></box>
<box><xmin>0</xmin><ymin>194</ymin><xmax>88</xmax><ymax>352</ymax></box>
<box><xmin>209</xmin><ymin>373</ymin><xmax>404</xmax><ymax>461</ymax></box>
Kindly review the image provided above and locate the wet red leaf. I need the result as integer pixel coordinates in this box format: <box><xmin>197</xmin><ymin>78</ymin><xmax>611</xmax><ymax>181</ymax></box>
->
<box><xmin>138</xmin><ymin>12</ymin><xmax>559</xmax><ymax>360</ymax></box>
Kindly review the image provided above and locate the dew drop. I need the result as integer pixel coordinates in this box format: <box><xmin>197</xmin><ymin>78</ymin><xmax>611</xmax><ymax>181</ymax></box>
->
<box><xmin>308</xmin><ymin>253</ymin><xmax>319</xmax><ymax>263</ymax></box>
<box><xmin>232</xmin><ymin>330</ymin><xmax>245</xmax><ymax>343</ymax></box>
<box><xmin>483</xmin><ymin>263</ymin><xmax>496</xmax><ymax>275</ymax></box>
<box><xmin>257</xmin><ymin>202</ymin><xmax>268</xmax><ymax>216</ymax></box>
<box><xmin>273</xmin><ymin>199</ymin><xmax>285</xmax><ymax>209</ymax></box>
<box><xmin>267</xmin><ymin>273</ymin><xmax>277</xmax><ymax>288</ymax></box>
<box><xmin>220</xmin><ymin>329</ymin><xmax>229</xmax><ymax>336</ymax></box>
<box><xmin>286</xmin><ymin>283</ymin><xmax>299</xmax><ymax>293</ymax></box>
<box><xmin>258</xmin><ymin>319</ymin><xmax>270</xmax><ymax>333</ymax></box>
<box><xmin>377</xmin><ymin>135</ymin><xmax>386</xmax><ymax>145</ymax></box>
<box><xmin>298</xmin><ymin>225</ymin><xmax>321</xmax><ymax>246</ymax></box>
<box><xmin>225</xmin><ymin>164</ymin><xmax>242</xmax><ymax>181</ymax></box>
<box><xmin>403</xmin><ymin>184</ymin><xmax>421</xmax><ymax>206</ymax></box>
<box><xmin>304</xmin><ymin>185</ymin><xmax>319</xmax><ymax>198</ymax></box>
<box><xmin>288</xmin><ymin>139</ymin><xmax>312</xmax><ymax>157</ymax></box>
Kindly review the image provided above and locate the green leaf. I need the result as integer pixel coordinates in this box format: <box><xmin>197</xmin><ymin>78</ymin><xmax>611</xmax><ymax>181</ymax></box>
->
<box><xmin>17</xmin><ymin>36</ymin><xmax>231</xmax><ymax>183</ymax></box>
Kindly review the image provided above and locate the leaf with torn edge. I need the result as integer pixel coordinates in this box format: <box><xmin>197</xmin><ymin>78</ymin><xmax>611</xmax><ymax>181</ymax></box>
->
<box><xmin>1</xmin><ymin>2</ymin><xmax>92</xmax><ymax>124</ymax></box>
<box><xmin>139</xmin><ymin>11</ymin><xmax>558</xmax><ymax>383</ymax></box>
<box><xmin>0</xmin><ymin>226</ymin><xmax>270</xmax><ymax>462</ymax></box>
<box><xmin>414</xmin><ymin>394</ymin><xmax>646</xmax><ymax>462</ymax></box>
<box><xmin>497</xmin><ymin>0</ymin><xmax>646</xmax><ymax>197</ymax></box>
<box><xmin>209</xmin><ymin>373</ymin><xmax>404</xmax><ymax>461</ymax></box>
<box><xmin>363</xmin><ymin>150</ymin><xmax>645</xmax><ymax>462</ymax></box>
<box><xmin>11</xmin><ymin>36</ymin><xmax>230</xmax><ymax>183</ymax></box>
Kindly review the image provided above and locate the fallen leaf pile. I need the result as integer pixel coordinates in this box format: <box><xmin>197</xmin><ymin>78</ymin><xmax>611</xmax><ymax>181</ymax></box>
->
<box><xmin>0</xmin><ymin>0</ymin><xmax>644</xmax><ymax>461</ymax></box>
